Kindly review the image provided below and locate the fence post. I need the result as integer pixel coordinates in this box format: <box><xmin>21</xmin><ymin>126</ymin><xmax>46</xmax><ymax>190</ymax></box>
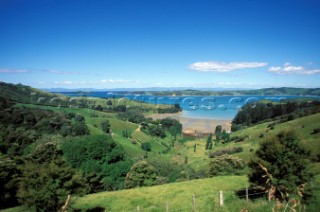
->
<box><xmin>166</xmin><ymin>201</ymin><xmax>169</xmax><ymax>212</ymax></box>
<box><xmin>246</xmin><ymin>187</ymin><xmax>249</xmax><ymax>202</ymax></box>
<box><xmin>212</xmin><ymin>193</ymin><xmax>215</xmax><ymax>209</ymax></box>
<box><xmin>137</xmin><ymin>205</ymin><xmax>140</xmax><ymax>212</ymax></box>
<box><xmin>219</xmin><ymin>191</ymin><xmax>224</xmax><ymax>207</ymax></box>
<box><xmin>192</xmin><ymin>193</ymin><xmax>197</xmax><ymax>212</ymax></box>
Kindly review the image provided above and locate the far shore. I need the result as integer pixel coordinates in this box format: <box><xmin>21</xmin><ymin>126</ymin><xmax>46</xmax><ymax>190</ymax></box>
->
<box><xmin>147</xmin><ymin>112</ymin><xmax>232</xmax><ymax>135</ymax></box>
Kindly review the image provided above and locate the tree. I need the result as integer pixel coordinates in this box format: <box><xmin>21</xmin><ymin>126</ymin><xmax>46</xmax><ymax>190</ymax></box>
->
<box><xmin>106</xmin><ymin>99</ymin><xmax>112</xmax><ymax>106</ymax></box>
<box><xmin>71</xmin><ymin>122</ymin><xmax>90</xmax><ymax>136</ymax></box>
<box><xmin>62</xmin><ymin>135</ymin><xmax>129</xmax><ymax>193</ymax></box>
<box><xmin>215</xmin><ymin>125</ymin><xmax>222</xmax><ymax>141</ymax></box>
<box><xmin>248</xmin><ymin>130</ymin><xmax>313</xmax><ymax>202</ymax></box>
<box><xmin>205</xmin><ymin>133</ymin><xmax>213</xmax><ymax>150</ymax></box>
<box><xmin>95</xmin><ymin>104</ymin><xmax>103</xmax><ymax>111</ymax></box>
<box><xmin>141</xmin><ymin>142</ymin><xmax>152</xmax><ymax>152</ymax></box>
<box><xmin>101</xmin><ymin>120</ymin><xmax>111</xmax><ymax>134</ymax></box>
<box><xmin>209</xmin><ymin>154</ymin><xmax>244</xmax><ymax>176</ymax></box>
<box><xmin>221</xmin><ymin>130</ymin><xmax>230</xmax><ymax>143</ymax></box>
<box><xmin>17</xmin><ymin>159</ymin><xmax>88</xmax><ymax>211</ymax></box>
<box><xmin>124</xmin><ymin>161</ymin><xmax>158</xmax><ymax>189</ymax></box>
<box><xmin>74</xmin><ymin>115</ymin><xmax>85</xmax><ymax>123</ymax></box>
<box><xmin>148</xmin><ymin>125</ymin><xmax>166</xmax><ymax>138</ymax></box>
<box><xmin>0</xmin><ymin>156</ymin><xmax>20</xmax><ymax>209</ymax></box>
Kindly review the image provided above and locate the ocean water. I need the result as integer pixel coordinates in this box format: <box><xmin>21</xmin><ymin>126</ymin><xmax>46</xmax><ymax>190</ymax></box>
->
<box><xmin>59</xmin><ymin>92</ymin><xmax>315</xmax><ymax>120</ymax></box>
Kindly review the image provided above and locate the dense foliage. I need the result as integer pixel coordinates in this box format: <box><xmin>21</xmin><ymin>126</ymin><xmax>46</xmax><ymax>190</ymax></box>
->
<box><xmin>124</xmin><ymin>161</ymin><xmax>159</xmax><ymax>189</ymax></box>
<box><xmin>209</xmin><ymin>154</ymin><xmax>245</xmax><ymax>176</ymax></box>
<box><xmin>209</xmin><ymin>147</ymin><xmax>243</xmax><ymax>158</ymax></box>
<box><xmin>62</xmin><ymin>135</ymin><xmax>131</xmax><ymax>192</ymax></box>
<box><xmin>205</xmin><ymin>133</ymin><xmax>213</xmax><ymax>150</ymax></box>
<box><xmin>232</xmin><ymin>101</ymin><xmax>320</xmax><ymax>131</ymax></box>
<box><xmin>248</xmin><ymin>131</ymin><xmax>313</xmax><ymax>202</ymax></box>
<box><xmin>0</xmin><ymin>101</ymin><xmax>89</xmax><ymax>156</ymax></box>
<box><xmin>17</xmin><ymin>159</ymin><xmax>88</xmax><ymax>212</ymax></box>
<box><xmin>141</xmin><ymin>142</ymin><xmax>152</xmax><ymax>151</ymax></box>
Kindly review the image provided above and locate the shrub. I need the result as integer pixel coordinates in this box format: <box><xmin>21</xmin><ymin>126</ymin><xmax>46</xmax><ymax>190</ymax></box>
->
<box><xmin>141</xmin><ymin>142</ymin><xmax>151</xmax><ymax>152</ymax></box>
<box><xmin>209</xmin><ymin>147</ymin><xmax>243</xmax><ymax>158</ymax></box>
<box><xmin>209</xmin><ymin>154</ymin><xmax>245</xmax><ymax>176</ymax></box>
<box><xmin>124</xmin><ymin>161</ymin><xmax>158</xmax><ymax>188</ymax></box>
<box><xmin>311</xmin><ymin>128</ymin><xmax>320</xmax><ymax>134</ymax></box>
<box><xmin>249</xmin><ymin>130</ymin><xmax>313</xmax><ymax>202</ymax></box>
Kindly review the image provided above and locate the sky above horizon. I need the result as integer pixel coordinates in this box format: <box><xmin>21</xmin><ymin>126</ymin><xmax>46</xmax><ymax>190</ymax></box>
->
<box><xmin>1</xmin><ymin>0</ymin><xmax>320</xmax><ymax>89</ymax></box>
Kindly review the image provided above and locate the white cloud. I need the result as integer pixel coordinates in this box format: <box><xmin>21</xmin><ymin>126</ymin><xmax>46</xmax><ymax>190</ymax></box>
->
<box><xmin>0</xmin><ymin>68</ymin><xmax>79</xmax><ymax>75</ymax></box>
<box><xmin>0</xmin><ymin>68</ymin><xmax>30</xmax><ymax>73</ymax></box>
<box><xmin>48</xmin><ymin>70</ymin><xmax>79</xmax><ymax>75</ymax></box>
<box><xmin>189</xmin><ymin>61</ymin><xmax>267</xmax><ymax>72</ymax></box>
<box><xmin>54</xmin><ymin>81</ymin><xmax>76</xmax><ymax>85</ymax></box>
<box><xmin>53</xmin><ymin>79</ymin><xmax>137</xmax><ymax>85</ymax></box>
<box><xmin>268</xmin><ymin>63</ymin><xmax>320</xmax><ymax>75</ymax></box>
<box><xmin>101</xmin><ymin>79</ymin><xmax>129</xmax><ymax>84</ymax></box>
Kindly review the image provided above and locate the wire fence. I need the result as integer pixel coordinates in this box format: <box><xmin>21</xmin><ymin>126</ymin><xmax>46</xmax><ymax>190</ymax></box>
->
<box><xmin>89</xmin><ymin>187</ymin><xmax>320</xmax><ymax>212</ymax></box>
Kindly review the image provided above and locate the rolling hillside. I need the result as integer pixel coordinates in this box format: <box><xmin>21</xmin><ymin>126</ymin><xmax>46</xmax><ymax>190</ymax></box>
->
<box><xmin>72</xmin><ymin>176</ymin><xmax>252</xmax><ymax>212</ymax></box>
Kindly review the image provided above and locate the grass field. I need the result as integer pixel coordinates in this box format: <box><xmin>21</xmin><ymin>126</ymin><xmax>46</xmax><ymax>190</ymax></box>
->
<box><xmin>71</xmin><ymin>176</ymin><xmax>255</xmax><ymax>212</ymax></box>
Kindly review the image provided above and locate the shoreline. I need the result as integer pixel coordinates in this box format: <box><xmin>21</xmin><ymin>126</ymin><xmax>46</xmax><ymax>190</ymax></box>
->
<box><xmin>147</xmin><ymin>112</ymin><xmax>232</xmax><ymax>134</ymax></box>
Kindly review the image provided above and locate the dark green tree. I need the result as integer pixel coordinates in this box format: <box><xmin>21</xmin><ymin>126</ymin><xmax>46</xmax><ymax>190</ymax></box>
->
<box><xmin>106</xmin><ymin>99</ymin><xmax>112</xmax><ymax>106</ymax></box>
<box><xmin>248</xmin><ymin>130</ymin><xmax>313</xmax><ymax>202</ymax></box>
<box><xmin>0</xmin><ymin>156</ymin><xmax>20</xmax><ymax>209</ymax></box>
<box><xmin>141</xmin><ymin>142</ymin><xmax>152</xmax><ymax>152</ymax></box>
<box><xmin>221</xmin><ymin>130</ymin><xmax>230</xmax><ymax>143</ymax></box>
<box><xmin>101</xmin><ymin>120</ymin><xmax>111</xmax><ymax>134</ymax></box>
<box><xmin>124</xmin><ymin>161</ymin><xmax>158</xmax><ymax>189</ymax></box>
<box><xmin>71</xmin><ymin>122</ymin><xmax>90</xmax><ymax>136</ymax></box>
<box><xmin>209</xmin><ymin>154</ymin><xmax>244</xmax><ymax>176</ymax></box>
<box><xmin>205</xmin><ymin>133</ymin><xmax>213</xmax><ymax>150</ymax></box>
<box><xmin>215</xmin><ymin>125</ymin><xmax>222</xmax><ymax>141</ymax></box>
<box><xmin>17</xmin><ymin>159</ymin><xmax>88</xmax><ymax>212</ymax></box>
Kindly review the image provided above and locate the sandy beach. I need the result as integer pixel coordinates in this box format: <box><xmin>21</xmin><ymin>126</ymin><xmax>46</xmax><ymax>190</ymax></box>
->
<box><xmin>147</xmin><ymin>112</ymin><xmax>232</xmax><ymax>135</ymax></box>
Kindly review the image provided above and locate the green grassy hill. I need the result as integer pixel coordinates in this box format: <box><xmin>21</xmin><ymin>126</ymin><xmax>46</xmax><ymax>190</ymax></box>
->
<box><xmin>71</xmin><ymin>176</ymin><xmax>254</xmax><ymax>212</ymax></box>
<box><xmin>175</xmin><ymin>113</ymin><xmax>320</xmax><ymax>173</ymax></box>
<box><xmin>0</xmin><ymin>82</ymin><xmax>67</xmax><ymax>104</ymax></box>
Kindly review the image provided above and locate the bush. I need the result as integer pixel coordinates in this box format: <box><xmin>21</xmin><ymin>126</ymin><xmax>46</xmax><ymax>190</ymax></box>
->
<box><xmin>209</xmin><ymin>147</ymin><xmax>243</xmax><ymax>158</ymax></box>
<box><xmin>124</xmin><ymin>161</ymin><xmax>158</xmax><ymax>188</ymax></box>
<box><xmin>249</xmin><ymin>131</ymin><xmax>313</xmax><ymax>202</ymax></box>
<box><xmin>209</xmin><ymin>154</ymin><xmax>245</xmax><ymax>176</ymax></box>
<box><xmin>230</xmin><ymin>135</ymin><xmax>248</xmax><ymax>143</ymax></box>
<box><xmin>141</xmin><ymin>142</ymin><xmax>151</xmax><ymax>152</ymax></box>
<box><xmin>311</xmin><ymin>128</ymin><xmax>320</xmax><ymax>134</ymax></box>
<box><xmin>17</xmin><ymin>159</ymin><xmax>88</xmax><ymax>211</ymax></box>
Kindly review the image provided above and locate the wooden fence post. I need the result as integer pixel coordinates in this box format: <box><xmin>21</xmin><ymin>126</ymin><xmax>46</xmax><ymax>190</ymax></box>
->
<box><xmin>166</xmin><ymin>201</ymin><xmax>169</xmax><ymax>212</ymax></box>
<box><xmin>192</xmin><ymin>193</ymin><xmax>197</xmax><ymax>212</ymax></box>
<box><xmin>212</xmin><ymin>193</ymin><xmax>215</xmax><ymax>209</ymax></box>
<box><xmin>246</xmin><ymin>187</ymin><xmax>249</xmax><ymax>202</ymax></box>
<box><xmin>219</xmin><ymin>191</ymin><xmax>224</xmax><ymax>207</ymax></box>
<box><xmin>137</xmin><ymin>205</ymin><xmax>140</xmax><ymax>212</ymax></box>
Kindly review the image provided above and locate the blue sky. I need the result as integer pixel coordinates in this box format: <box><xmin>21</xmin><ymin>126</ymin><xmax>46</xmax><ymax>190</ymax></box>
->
<box><xmin>1</xmin><ymin>0</ymin><xmax>320</xmax><ymax>89</ymax></box>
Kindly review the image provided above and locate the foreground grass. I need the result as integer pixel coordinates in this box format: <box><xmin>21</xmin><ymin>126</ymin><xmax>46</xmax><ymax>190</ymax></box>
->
<box><xmin>71</xmin><ymin>176</ymin><xmax>252</xmax><ymax>211</ymax></box>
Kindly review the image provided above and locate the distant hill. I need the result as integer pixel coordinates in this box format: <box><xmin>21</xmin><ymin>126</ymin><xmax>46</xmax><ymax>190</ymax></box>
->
<box><xmin>0</xmin><ymin>81</ymin><xmax>68</xmax><ymax>104</ymax></box>
<box><xmin>148</xmin><ymin>87</ymin><xmax>320</xmax><ymax>96</ymax></box>
<box><xmin>238</xmin><ymin>87</ymin><xmax>320</xmax><ymax>96</ymax></box>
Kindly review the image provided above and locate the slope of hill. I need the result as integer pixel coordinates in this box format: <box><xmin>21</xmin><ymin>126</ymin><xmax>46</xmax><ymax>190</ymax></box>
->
<box><xmin>0</xmin><ymin>82</ymin><xmax>67</xmax><ymax>104</ymax></box>
<box><xmin>71</xmin><ymin>176</ymin><xmax>251</xmax><ymax>211</ymax></box>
